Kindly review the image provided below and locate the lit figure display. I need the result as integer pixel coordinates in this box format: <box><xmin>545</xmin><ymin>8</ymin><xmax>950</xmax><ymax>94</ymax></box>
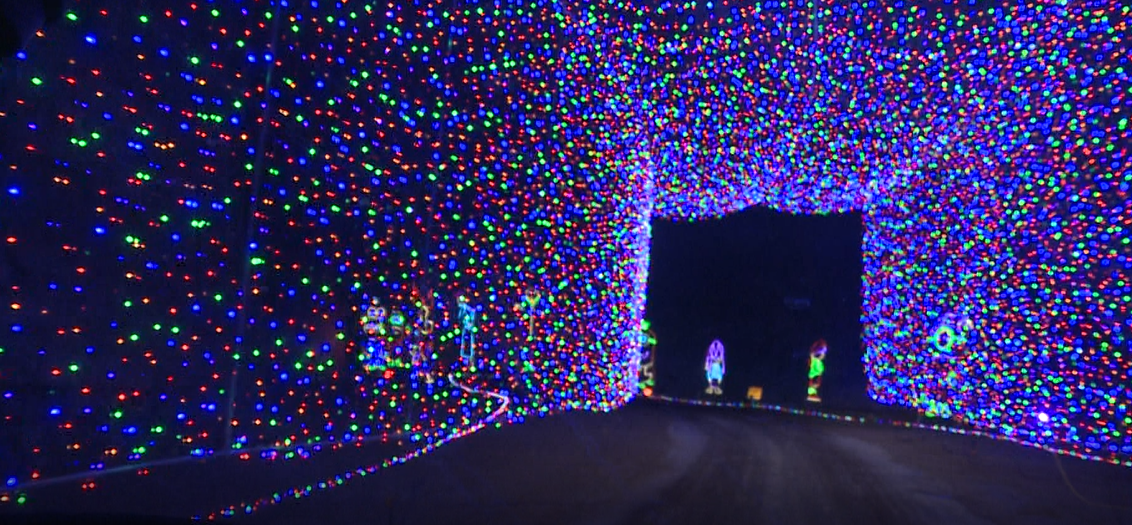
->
<box><xmin>638</xmin><ymin>319</ymin><xmax>657</xmax><ymax>395</ymax></box>
<box><xmin>409</xmin><ymin>300</ymin><xmax>437</xmax><ymax>384</ymax></box>
<box><xmin>929</xmin><ymin>311</ymin><xmax>975</xmax><ymax>355</ymax></box>
<box><xmin>921</xmin><ymin>310</ymin><xmax>980</xmax><ymax>418</ymax></box>
<box><xmin>456</xmin><ymin>295</ymin><xmax>478</xmax><ymax>369</ymax></box>
<box><xmin>704</xmin><ymin>340</ymin><xmax>725</xmax><ymax>395</ymax></box>
<box><xmin>359</xmin><ymin>294</ymin><xmax>426</xmax><ymax>373</ymax></box>
<box><xmin>513</xmin><ymin>288</ymin><xmax>545</xmax><ymax>341</ymax></box>
<box><xmin>807</xmin><ymin>339</ymin><xmax>828</xmax><ymax>403</ymax></box>
<box><xmin>360</xmin><ymin>298</ymin><xmax>391</xmax><ymax>371</ymax></box>
<box><xmin>385</xmin><ymin>309</ymin><xmax>410</xmax><ymax>369</ymax></box>
<box><xmin>512</xmin><ymin>287</ymin><xmax>551</xmax><ymax>372</ymax></box>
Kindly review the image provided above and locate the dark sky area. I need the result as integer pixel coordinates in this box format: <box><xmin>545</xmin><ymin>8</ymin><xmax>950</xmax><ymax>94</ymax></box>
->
<box><xmin>645</xmin><ymin>206</ymin><xmax>870</xmax><ymax>409</ymax></box>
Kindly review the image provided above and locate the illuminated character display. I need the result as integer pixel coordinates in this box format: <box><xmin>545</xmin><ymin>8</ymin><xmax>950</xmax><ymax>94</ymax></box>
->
<box><xmin>704</xmin><ymin>339</ymin><xmax>725</xmax><ymax>395</ymax></box>
<box><xmin>638</xmin><ymin>319</ymin><xmax>657</xmax><ymax>395</ymax></box>
<box><xmin>359</xmin><ymin>298</ymin><xmax>390</xmax><ymax>371</ymax></box>
<box><xmin>807</xmin><ymin>339</ymin><xmax>828</xmax><ymax>403</ymax></box>
<box><xmin>359</xmin><ymin>295</ymin><xmax>422</xmax><ymax>373</ymax></box>
<box><xmin>513</xmin><ymin>287</ymin><xmax>545</xmax><ymax>341</ymax></box>
<box><xmin>456</xmin><ymin>295</ymin><xmax>478</xmax><ymax>369</ymax></box>
<box><xmin>929</xmin><ymin>311</ymin><xmax>975</xmax><ymax>355</ymax></box>
<box><xmin>409</xmin><ymin>300</ymin><xmax>437</xmax><ymax>384</ymax></box>
<box><xmin>513</xmin><ymin>287</ymin><xmax>551</xmax><ymax>371</ymax></box>
<box><xmin>922</xmin><ymin>310</ymin><xmax>979</xmax><ymax>418</ymax></box>
<box><xmin>388</xmin><ymin>310</ymin><xmax>407</xmax><ymax>338</ymax></box>
<box><xmin>385</xmin><ymin>309</ymin><xmax>410</xmax><ymax>368</ymax></box>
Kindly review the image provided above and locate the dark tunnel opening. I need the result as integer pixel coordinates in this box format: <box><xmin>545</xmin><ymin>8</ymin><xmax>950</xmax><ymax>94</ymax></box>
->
<box><xmin>644</xmin><ymin>207</ymin><xmax>870</xmax><ymax>410</ymax></box>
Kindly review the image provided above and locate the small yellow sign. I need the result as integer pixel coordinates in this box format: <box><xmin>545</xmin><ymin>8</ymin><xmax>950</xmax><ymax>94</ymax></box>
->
<box><xmin>746</xmin><ymin>386</ymin><xmax>763</xmax><ymax>401</ymax></box>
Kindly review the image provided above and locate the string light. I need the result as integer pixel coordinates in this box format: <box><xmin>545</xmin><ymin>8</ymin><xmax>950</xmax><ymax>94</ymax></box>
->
<box><xmin>0</xmin><ymin>0</ymin><xmax>1128</xmax><ymax>514</ymax></box>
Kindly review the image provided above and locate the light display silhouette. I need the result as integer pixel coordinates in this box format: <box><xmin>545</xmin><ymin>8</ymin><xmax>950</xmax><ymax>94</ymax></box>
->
<box><xmin>704</xmin><ymin>340</ymin><xmax>726</xmax><ymax>396</ymax></box>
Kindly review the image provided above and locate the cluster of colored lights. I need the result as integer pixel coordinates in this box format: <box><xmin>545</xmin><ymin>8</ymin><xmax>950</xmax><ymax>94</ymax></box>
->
<box><xmin>206</xmin><ymin>373</ymin><xmax>510</xmax><ymax>520</ymax></box>
<box><xmin>0</xmin><ymin>0</ymin><xmax>1128</xmax><ymax>511</ymax></box>
<box><xmin>0</xmin><ymin>0</ymin><xmax>638</xmax><ymax>501</ymax></box>
<box><xmin>609</xmin><ymin>0</ymin><xmax>1129</xmax><ymax>463</ymax></box>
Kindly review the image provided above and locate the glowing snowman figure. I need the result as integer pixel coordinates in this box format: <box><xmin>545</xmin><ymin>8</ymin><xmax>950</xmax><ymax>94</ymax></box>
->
<box><xmin>807</xmin><ymin>339</ymin><xmax>828</xmax><ymax>403</ymax></box>
<box><xmin>704</xmin><ymin>339</ymin><xmax>725</xmax><ymax>395</ymax></box>
<box><xmin>456</xmin><ymin>295</ymin><xmax>478</xmax><ymax>368</ymax></box>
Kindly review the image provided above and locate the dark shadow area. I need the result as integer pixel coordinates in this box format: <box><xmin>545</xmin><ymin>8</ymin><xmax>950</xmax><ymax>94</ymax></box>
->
<box><xmin>6</xmin><ymin>400</ymin><xmax>1132</xmax><ymax>525</ymax></box>
<box><xmin>2</xmin><ymin>515</ymin><xmax>194</xmax><ymax>525</ymax></box>
<box><xmin>645</xmin><ymin>207</ymin><xmax>870</xmax><ymax>410</ymax></box>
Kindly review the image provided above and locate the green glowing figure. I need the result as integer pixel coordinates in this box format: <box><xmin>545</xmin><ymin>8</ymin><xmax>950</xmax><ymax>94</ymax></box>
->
<box><xmin>807</xmin><ymin>339</ymin><xmax>828</xmax><ymax>403</ymax></box>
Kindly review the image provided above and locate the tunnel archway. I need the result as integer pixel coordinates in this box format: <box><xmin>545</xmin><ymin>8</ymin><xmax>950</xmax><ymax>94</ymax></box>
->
<box><xmin>643</xmin><ymin>206</ymin><xmax>867</xmax><ymax>408</ymax></box>
<box><xmin>0</xmin><ymin>0</ymin><xmax>1129</xmax><ymax>497</ymax></box>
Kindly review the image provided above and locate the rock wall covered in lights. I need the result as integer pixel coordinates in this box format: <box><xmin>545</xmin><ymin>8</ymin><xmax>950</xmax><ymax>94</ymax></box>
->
<box><xmin>0</xmin><ymin>0</ymin><xmax>1129</xmax><ymax>493</ymax></box>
